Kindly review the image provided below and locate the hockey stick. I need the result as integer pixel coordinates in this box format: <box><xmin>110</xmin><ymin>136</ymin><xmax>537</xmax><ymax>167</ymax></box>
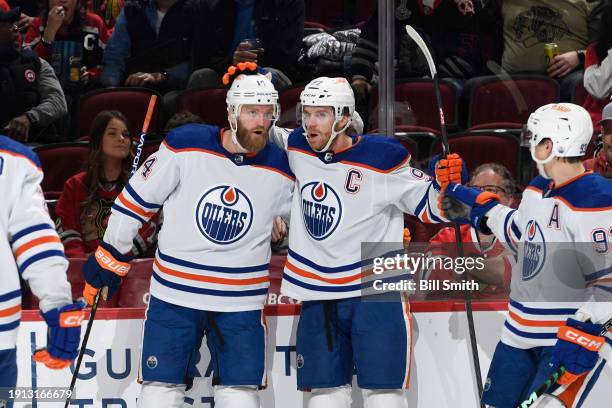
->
<box><xmin>517</xmin><ymin>316</ymin><xmax>612</xmax><ymax>408</ymax></box>
<box><xmin>64</xmin><ymin>94</ymin><xmax>158</xmax><ymax>408</ymax></box>
<box><xmin>405</xmin><ymin>25</ymin><xmax>485</xmax><ymax>408</ymax></box>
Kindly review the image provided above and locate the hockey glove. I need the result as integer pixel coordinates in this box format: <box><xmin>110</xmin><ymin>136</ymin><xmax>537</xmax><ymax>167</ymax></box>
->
<box><xmin>439</xmin><ymin>183</ymin><xmax>500</xmax><ymax>232</ymax></box>
<box><xmin>429</xmin><ymin>153</ymin><xmax>468</xmax><ymax>190</ymax></box>
<box><xmin>33</xmin><ymin>302</ymin><xmax>85</xmax><ymax>369</ymax></box>
<box><xmin>550</xmin><ymin>318</ymin><xmax>605</xmax><ymax>385</ymax></box>
<box><xmin>83</xmin><ymin>242</ymin><xmax>131</xmax><ymax>305</ymax></box>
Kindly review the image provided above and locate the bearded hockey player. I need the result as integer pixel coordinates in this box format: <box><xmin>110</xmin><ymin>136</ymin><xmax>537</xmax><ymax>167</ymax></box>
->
<box><xmin>441</xmin><ymin>103</ymin><xmax>612</xmax><ymax>408</ymax></box>
<box><xmin>0</xmin><ymin>136</ymin><xmax>83</xmax><ymax>407</ymax></box>
<box><xmin>81</xmin><ymin>64</ymin><xmax>294</xmax><ymax>408</ymax></box>
<box><xmin>268</xmin><ymin>77</ymin><xmax>465</xmax><ymax>408</ymax></box>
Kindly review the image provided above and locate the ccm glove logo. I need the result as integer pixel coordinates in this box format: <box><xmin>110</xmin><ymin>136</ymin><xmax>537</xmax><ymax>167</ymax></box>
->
<box><xmin>558</xmin><ymin>326</ymin><xmax>604</xmax><ymax>352</ymax></box>
<box><xmin>95</xmin><ymin>246</ymin><xmax>130</xmax><ymax>276</ymax></box>
<box><xmin>59</xmin><ymin>310</ymin><xmax>85</xmax><ymax>328</ymax></box>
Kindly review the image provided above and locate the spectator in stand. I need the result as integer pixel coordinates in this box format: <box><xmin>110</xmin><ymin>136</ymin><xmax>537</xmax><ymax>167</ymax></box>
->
<box><xmin>0</xmin><ymin>7</ymin><xmax>68</xmax><ymax>143</ymax></box>
<box><xmin>583</xmin><ymin>3</ymin><xmax>612</xmax><ymax>126</ymax></box>
<box><xmin>55</xmin><ymin>110</ymin><xmax>158</xmax><ymax>258</ymax></box>
<box><xmin>584</xmin><ymin>101</ymin><xmax>612</xmax><ymax>178</ymax></box>
<box><xmin>100</xmin><ymin>0</ymin><xmax>200</xmax><ymax>94</ymax></box>
<box><xmin>350</xmin><ymin>0</ymin><xmax>495</xmax><ymax>125</ymax></box>
<box><xmin>163</xmin><ymin>110</ymin><xmax>203</xmax><ymax>131</ymax></box>
<box><xmin>91</xmin><ymin>0</ymin><xmax>124</xmax><ymax>28</ymax></box>
<box><xmin>422</xmin><ymin>163</ymin><xmax>516</xmax><ymax>299</ymax></box>
<box><xmin>496</xmin><ymin>0</ymin><xmax>590</xmax><ymax>100</ymax></box>
<box><xmin>190</xmin><ymin>0</ymin><xmax>304</xmax><ymax>89</ymax></box>
<box><xmin>23</xmin><ymin>0</ymin><xmax>109</xmax><ymax>105</ymax></box>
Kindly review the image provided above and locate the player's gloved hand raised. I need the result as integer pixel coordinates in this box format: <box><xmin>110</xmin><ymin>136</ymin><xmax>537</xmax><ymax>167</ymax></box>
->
<box><xmin>33</xmin><ymin>302</ymin><xmax>85</xmax><ymax>369</ymax></box>
<box><xmin>439</xmin><ymin>183</ymin><xmax>500</xmax><ymax>232</ymax></box>
<box><xmin>550</xmin><ymin>318</ymin><xmax>605</xmax><ymax>385</ymax></box>
<box><xmin>82</xmin><ymin>242</ymin><xmax>131</xmax><ymax>305</ymax></box>
<box><xmin>428</xmin><ymin>153</ymin><xmax>468</xmax><ymax>189</ymax></box>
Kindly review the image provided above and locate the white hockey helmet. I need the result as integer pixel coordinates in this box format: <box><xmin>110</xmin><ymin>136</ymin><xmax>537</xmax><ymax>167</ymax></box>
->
<box><xmin>299</xmin><ymin>77</ymin><xmax>355</xmax><ymax>152</ymax></box>
<box><xmin>226</xmin><ymin>73</ymin><xmax>280</xmax><ymax>151</ymax></box>
<box><xmin>522</xmin><ymin>103</ymin><xmax>593</xmax><ymax>166</ymax></box>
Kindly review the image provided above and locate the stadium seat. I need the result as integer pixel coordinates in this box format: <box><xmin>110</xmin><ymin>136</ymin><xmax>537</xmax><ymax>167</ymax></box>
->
<box><xmin>177</xmin><ymin>87</ymin><xmax>228</xmax><ymax>127</ymax></box>
<box><xmin>369</xmin><ymin>79</ymin><xmax>461</xmax><ymax>134</ymax></box>
<box><xmin>117</xmin><ymin>259</ymin><xmax>153</xmax><ymax>308</ymax></box>
<box><xmin>431</xmin><ymin>132</ymin><xmax>521</xmax><ymax>180</ymax></box>
<box><xmin>278</xmin><ymin>84</ymin><xmax>306</xmax><ymax>128</ymax></box>
<box><xmin>34</xmin><ymin>142</ymin><xmax>89</xmax><ymax>199</ymax></box>
<box><xmin>464</xmin><ymin>75</ymin><xmax>560</xmax><ymax>129</ymax></box>
<box><xmin>75</xmin><ymin>87</ymin><xmax>162</xmax><ymax>140</ymax></box>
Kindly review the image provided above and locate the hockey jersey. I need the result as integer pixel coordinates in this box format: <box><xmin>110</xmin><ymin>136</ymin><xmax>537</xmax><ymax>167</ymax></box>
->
<box><xmin>0</xmin><ymin>136</ymin><xmax>71</xmax><ymax>349</ymax></box>
<box><xmin>485</xmin><ymin>173</ymin><xmax>612</xmax><ymax>348</ymax></box>
<box><xmin>55</xmin><ymin>172</ymin><xmax>158</xmax><ymax>258</ymax></box>
<box><xmin>23</xmin><ymin>13</ymin><xmax>109</xmax><ymax>88</ymax></box>
<box><xmin>103</xmin><ymin>124</ymin><xmax>294</xmax><ymax>312</ymax></box>
<box><xmin>270</xmin><ymin>127</ymin><xmax>447</xmax><ymax>301</ymax></box>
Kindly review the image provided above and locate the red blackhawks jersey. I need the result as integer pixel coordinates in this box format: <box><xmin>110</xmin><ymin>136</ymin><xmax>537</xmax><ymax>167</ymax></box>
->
<box><xmin>23</xmin><ymin>13</ymin><xmax>109</xmax><ymax>86</ymax></box>
<box><xmin>55</xmin><ymin>172</ymin><xmax>157</xmax><ymax>258</ymax></box>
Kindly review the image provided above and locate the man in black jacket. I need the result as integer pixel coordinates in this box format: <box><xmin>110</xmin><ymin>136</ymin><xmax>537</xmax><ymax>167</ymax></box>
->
<box><xmin>101</xmin><ymin>0</ymin><xmax>201</xmax><ymax>92</ymax></box>
<box><xmin>0</xmin><ymin>7</ymin><xmax>67</xmax><ymax>143</ymax></box>
<box><xmin>190</xmin><ymin>0</ymin><xmax>304</xmax><ymax>87</ymax></box>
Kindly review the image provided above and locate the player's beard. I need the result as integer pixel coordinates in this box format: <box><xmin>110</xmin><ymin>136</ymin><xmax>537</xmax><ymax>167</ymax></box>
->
<box><xmin>236</xmin><ymin>121</ymin><xmax>267</xmax><ymax>153</ymax></box>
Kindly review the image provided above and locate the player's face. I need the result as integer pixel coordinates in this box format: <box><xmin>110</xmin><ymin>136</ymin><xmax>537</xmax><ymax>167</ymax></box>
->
<box><xmin>236</xmin><ymin>104</ymin><xmax>274</xmax><ymax>152</ymax></box>
<box><xmin>101</xmin><ymin>118</ymin><xmax>131</xmax><ymax>160</ymax></box>
<box><xmin>470</xmin><ymin>169</ymin><xmax>512</xmax><ymax>206</ymax></box>
<box><xmin>302</xmin><ymin>106</ymin><xmax>336</xmax><ymax>150</ymax></box>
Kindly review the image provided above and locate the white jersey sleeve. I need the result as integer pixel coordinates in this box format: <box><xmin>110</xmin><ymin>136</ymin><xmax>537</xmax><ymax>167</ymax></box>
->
<box><xmin>387</xmin><ymin>160</ymin><xmax>448</xmax><ymax>224</ymax></box>
<box><xmin>103</xmin><ymin>141</ymin><xmax>177</xmax><ymax>254</ymax></box>
<box><xmin>1</xmin><ymin>137</ymin><xmax>71</xmax><ymax>314</ymax></box>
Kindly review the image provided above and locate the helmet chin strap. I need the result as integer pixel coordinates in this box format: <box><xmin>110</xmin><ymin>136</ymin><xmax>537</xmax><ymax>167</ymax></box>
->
<box><xmin>229</xmin><ymin>105</ymin><xmax>248</xmax><ymax>153</ymax></box>
<box><xmin>304</xmin><ymin>117</ymin><xmax>352</xmax><ymax>153</ymax></box>
<box><xmin>530</xmin><ymin>145</ymin><xmax>555</xmax><ymax>179</ymax></box>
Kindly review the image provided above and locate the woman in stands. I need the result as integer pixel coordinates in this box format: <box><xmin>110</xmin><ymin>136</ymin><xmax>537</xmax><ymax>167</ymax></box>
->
<box><xmin>23</xmin><ymin>0</ymin><xmax>109</xmax><ymax>98</ymax></box>
<box><xmin>55</xmin><ymin>110</ymin><xmax>157</xmax><ymax>258</ymax></box>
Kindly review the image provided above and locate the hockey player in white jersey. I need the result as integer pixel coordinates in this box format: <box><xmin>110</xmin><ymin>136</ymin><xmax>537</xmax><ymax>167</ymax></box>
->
<box><xmin>0</xmin><ymin>136</ymin><xmax>84</xmax><ymax>407</ymax></box>
<box><xmin>81</xmin><ymin>64</ymin><xmax>294</xmax><ymax>408</ymax></box>
<box><xmin>441</xmin><ymin>103</ymin><xmax>612</xmax><ymax>408</ymax></box>
<box><xmin>268</xmin><ymin>77</ymin><xmax>465</xmax><ymax>408</ymax></box>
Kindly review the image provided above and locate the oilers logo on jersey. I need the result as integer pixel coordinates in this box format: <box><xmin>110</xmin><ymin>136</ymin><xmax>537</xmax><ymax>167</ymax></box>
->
<box><xmin>195</xmin><ymin>185</ymin><xmax>254</xmax><ymax>244</ymax></box>
<box><xmin>300</xmin><ymin>181</ymin><xmax>342</xmax><ymax>240</ymax></box>
<box><xmin>522</xmin><ymin>220</ymin><xmax>546</xmax><ymax>281</ymax></box>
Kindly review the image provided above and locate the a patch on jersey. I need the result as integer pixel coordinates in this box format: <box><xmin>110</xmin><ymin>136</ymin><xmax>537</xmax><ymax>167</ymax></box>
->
<box><xmin>522</xmin><ymin>220</ymin><xmax>546</xmax><ymax>281</ymax></box>
<box><xmin>195</xmin><ymin>185</ymin><xmax>253</xmax><ymax>244</ymax></box>
<box><xmin>296</xmin><ymin>354</ymin><xmax>304</xmax><ymax>368</ymax></box>
<box><xmin>146</xmin><ymin>355</ymin><xmax>158</xmax><ymax>369</ymax></box>
<box><xmin>300</xmin><ymin>181</ymin><xmax>342</xmax><ymax>241</ymax></box>
<box><xmin>24</xmin><ymin>69</ymin><xmax>36</xmax><ymax>83</ymax></box>
<box><xmin>141</xmin><ymin>156</ymin><xmax>157</xmax><ymax>180</ymax></box>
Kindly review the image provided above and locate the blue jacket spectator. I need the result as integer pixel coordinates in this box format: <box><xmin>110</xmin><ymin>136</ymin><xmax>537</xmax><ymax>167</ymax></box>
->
<box><xmin>101</xmin><ymin>0</ymin><xmax>201</xmax><ymax>91</ymax></box>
